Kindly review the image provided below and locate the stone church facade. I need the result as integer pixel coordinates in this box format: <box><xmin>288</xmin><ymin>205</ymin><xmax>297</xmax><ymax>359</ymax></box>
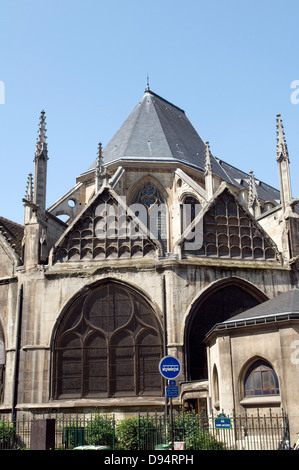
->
<box><xmin>1</xmin><ymin>88</ymin><xmax>299</xmax><ymax>441</ymax></box>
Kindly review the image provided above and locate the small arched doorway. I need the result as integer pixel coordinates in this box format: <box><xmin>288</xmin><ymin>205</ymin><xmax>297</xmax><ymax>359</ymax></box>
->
<box><xmin>186</xmin><ymin>279</ymin><xmax>267</xmax><ymax>381</ymax></box>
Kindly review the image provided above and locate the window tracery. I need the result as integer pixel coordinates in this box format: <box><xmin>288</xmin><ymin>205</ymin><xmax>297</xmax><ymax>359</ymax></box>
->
<box><xmin>183</xmin><ymin>189</ymin><xmax>277</xmax><ymax>260</ymax></box>
<box><xmin>132</xmin><ymin>182</ymin><xmax>168</xmax><ymax>254</ymax></box>
<box><xmin>52</xmin><ymin>282</ymin><xmax>163</xmax><ymax>399</ymax></box>
<box><xmin>53</xmin><ymin>189</ymin><xmax>158</xmax><ymax>262</ymax></box>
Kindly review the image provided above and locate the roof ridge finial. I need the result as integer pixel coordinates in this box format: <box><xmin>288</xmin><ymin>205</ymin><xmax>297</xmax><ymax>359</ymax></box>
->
<box><xmin>35</xmin><ymin>109</ymin><xmax>48</xmax><ymax>160</ymax></box>
<box><xmin>145</xmin><ymin>73</ymin><xmax>150</xmax><ymax>92</ymax></box>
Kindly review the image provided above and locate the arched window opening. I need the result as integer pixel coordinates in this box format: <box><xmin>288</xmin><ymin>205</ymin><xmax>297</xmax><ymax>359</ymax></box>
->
<box><xmin>53</xmin><ymin>282</ymin><xmax>163</xmax><ymax>399</ymax></box>
<box><xmin>244</xmin><ymin>360</ymin><xmax>279</xmax><ymax>397</ymax></box>
<box><xmin>186</xmin><ymin>281</ymin><xmax>265</xmax><ymax>381</ymax></box>
<box><xmin>132</xmin><ymin>182</ymin><xmax>167</xmax><ymax>254</ymax></box>
<box><xmin>212</xmin><ymin>365</ymin><xmax>219</xmax><ymax>408</ymax></box>
<box><xmin>180</xmin><ymin>195</ymin><xmax>201</xmax><ymax>233</ymax></box>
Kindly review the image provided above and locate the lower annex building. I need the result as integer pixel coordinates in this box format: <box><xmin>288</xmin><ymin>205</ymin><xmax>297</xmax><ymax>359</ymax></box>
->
<box><xmin>0</xmin><ymin>87</ymin><xmax>299</xmax><ymax>442</ymax></box>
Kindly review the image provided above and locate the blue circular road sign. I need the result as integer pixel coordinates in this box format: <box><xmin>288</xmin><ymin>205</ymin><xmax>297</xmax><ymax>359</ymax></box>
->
<box><xmin>159</xmin><ymin>356</ymin><xmax>181</xmax><ymax>379</ymax></box>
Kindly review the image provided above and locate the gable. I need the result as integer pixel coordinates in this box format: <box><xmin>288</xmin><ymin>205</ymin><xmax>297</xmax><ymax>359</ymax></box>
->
<box><xmin>181</xmin><ymin>187</ymin><xmax>280</xmax><ymax>261</ymax></box>
<box><xmin>0</xmin><ymin>241</ymin><xmax>16</xmax><ymax>277</ymax></box>
<box><xmin>0</xmin><ymin>217</ymin><xmax>24</xmax><ymax>259</ymax></box>
<box><xmin>0</xmin><ymin>217</ymin><xmax>23</xmax><ymax>275</ymax></box>
<box><xmin>51</xmin><ymin>188</ymin><xmax>160</xmax><ymax>264</ymax></box>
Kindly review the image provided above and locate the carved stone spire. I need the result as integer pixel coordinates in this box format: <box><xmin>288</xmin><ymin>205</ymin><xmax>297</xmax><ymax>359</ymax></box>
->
<box><xmin>25</xmin><ymin>173</ymin><xmax>33</xmax><ymax>201</ymax></box>
<box><xmin>33</xmin><ymin>110</ymin><xmax>48</xmax><ymax>210</ymax></box>
<box><xmin>95</xmin><ymin>142</ymin><xmax>104</xmax><ymax>192</ymax></box>
<box><xmin>248</xmin><ymin>170</ymin><xmax>261</xmax><ymax>216</ymax></box>
<box><xmin>276</xmin><ymin>114</ymin><xmax>292</xmax><ymax>210</ymax></box>
<box><xmin>24</xmin><ymin>173</ymin><xmax>34</xmax><ymax>224</ymax></box>
<box><xmin>276</xmin><ymin>114</ymin><xmax>289</xmax><ymax>163</ymax></box>
<box><xmin>204</xmin><ymin>141</ymin><xmax>212</xmax><ymax>175</ymax></box>
<box><xmin>35</xmin><ymin>110</ymin><xmax>48</xmax><ymax>160</ymax></box>
<box><xmin>204</xmin><ymin>141</ymin><xmax>213</xmax><ymax>200</ymax></box>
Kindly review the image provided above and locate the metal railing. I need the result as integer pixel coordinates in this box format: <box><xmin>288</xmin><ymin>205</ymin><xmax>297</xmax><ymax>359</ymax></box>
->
<box><xmin>0</xmin><ymin>408</ymin><xmax>289</xmax><ymax>450</ymax></box>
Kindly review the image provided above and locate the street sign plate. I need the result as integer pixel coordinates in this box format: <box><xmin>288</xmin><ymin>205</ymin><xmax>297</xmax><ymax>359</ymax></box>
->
<box><xmin>166</xmin><ymin>385</ymin><xmax>179</xmax><ymax>398</ymax></box>
<box><xmin>159</xmin><ymin>356</ymin><xmax>181</xmax><ymax>379</ymax></box>
<box><xmin>214</xmin><ymin>414</ymin><xmax>232</xmax><ymax>429</ymax></box>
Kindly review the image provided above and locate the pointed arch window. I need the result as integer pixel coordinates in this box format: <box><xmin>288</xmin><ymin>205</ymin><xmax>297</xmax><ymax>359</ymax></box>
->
<box><xmin>212</xmin><ymin>365</ymin><xmax>220</xmax><ymax>409</ymax></box>
<box><xmin>244</xmin><ymin>360</ymin><xmax>279</xmax><ymax>396</ymax></box>
<box><xmin>187</xmin><ymin>282</ymin><xmax>262</xmax><ymax>380</ymax></box>
<box><xmin>180</xmin><ymin>195</ymin><xmax>201</xmax><ymax>235</ymax></box>
<box><xmin>132</xmin><ymin>182</ymin><xmax>168</xmax><ymax>254</ymax></box>
<box><xmin>53</xmin><ymin>282</ymin><xmax>163</xmax><ymax>399</ymax></box>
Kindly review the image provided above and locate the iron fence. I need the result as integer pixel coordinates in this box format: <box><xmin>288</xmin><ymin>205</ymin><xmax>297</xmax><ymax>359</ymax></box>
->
<box><xmin>0</xmin><ymin>408</ymin><xmax>289</xmax><ymax>450</ymax></box>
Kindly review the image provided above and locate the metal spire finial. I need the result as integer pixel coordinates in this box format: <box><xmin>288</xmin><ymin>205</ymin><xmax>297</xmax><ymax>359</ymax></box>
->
<box><xmin>145</xmin><ymin>73</ymin><xmax>150</xmax><ymax>91</ymax></box>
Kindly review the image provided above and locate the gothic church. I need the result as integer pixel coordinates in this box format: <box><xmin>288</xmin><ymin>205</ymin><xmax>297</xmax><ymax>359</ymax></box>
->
<box><xmin>1</xmin><ymin>87</ymin><xmax>299</xmax><ymax>442</ymax></box>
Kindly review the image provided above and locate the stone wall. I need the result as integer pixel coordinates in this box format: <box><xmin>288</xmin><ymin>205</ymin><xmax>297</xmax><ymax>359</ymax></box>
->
<box><xmin>12</xmin><ymin>255</ymin><xmax>293</xmax><ymax>411</ymax></box>
<box><xmin>206</xmin><ymin>321</ymin><xmax>299</xmax><ymax>445</ymax></box>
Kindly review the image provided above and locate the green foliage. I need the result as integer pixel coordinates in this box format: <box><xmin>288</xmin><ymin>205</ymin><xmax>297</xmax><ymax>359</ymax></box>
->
<box><xmin>0</xmin><ymin>421</ymin><xmax>14</xmax><ymax>448</ymax></box>
<box><xmin>116</xmin><ymin>416</ymin><xmax>158</xmax><ymax>450</ymax></box>
<box><xmin>113</xmin><ymin>412</ymin><xmax>226</xmax><ymax>450</ymax></box>
<box><xmin>115</xmin><ymin>417</ymin><xmax>141</xmax><ymax>450</ymax></box>
<box><xmin>172</xmin><ymin>412</ymin><xmax>226</xmax><ymax>450</ymax></box>
<box><xmin>85</xmin><ymin>414</ymin><xmax>115</xmax><ymax>448</ymax></box>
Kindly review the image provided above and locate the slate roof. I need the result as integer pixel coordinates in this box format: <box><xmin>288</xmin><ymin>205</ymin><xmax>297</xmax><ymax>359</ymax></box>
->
<box><xmin>0</xmin><ymin>216</ymin><xmax>24</xmax><ymax>257</ymax></box>
<box><xmin>88</xmin><ymin>88</ymin><xmax>281</xmax><ymax>206</ymax></box>
<box><xmin>206</xmin><ymin>287</ymin><xmax>299</xmax><ymax>337</ymax></box>
<box><xmin>215</xmin><ymin>160</ymin><xmax>281</xmax><ymax>206</ymax></box>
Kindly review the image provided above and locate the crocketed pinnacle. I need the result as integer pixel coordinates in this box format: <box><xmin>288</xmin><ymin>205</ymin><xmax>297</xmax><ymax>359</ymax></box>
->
<box><xmin>25</xmin><ymin>173</ymin><xmax>33</xmax><ymax>201</ymax></box>
<box><xmin>248</xmin><ymin>170</ymin><xmax>259</xmax><ymax>208</ymax></box>
<box><xmin>96</xmin><ymin>142</ymin><xmax>104</xmax><ymax>176</ymax></box>
<box><xmin>204</xmin><ymin>142</ymin><xmax>212</xmax><ymax>176</ymax></box>
<box><xmin>95</xmin><ymin>142</ymin><xmax>105</xmax><ymax>192</ymax></box>
<box><xmin>276</xmin><ymin>114</ymin><xmax>289</xmax><ymax>162</ymax></box>
<box><xmin>35</xmin><ymin>110</ymin><xmax>48</xmax><ymax>160</ymax></box>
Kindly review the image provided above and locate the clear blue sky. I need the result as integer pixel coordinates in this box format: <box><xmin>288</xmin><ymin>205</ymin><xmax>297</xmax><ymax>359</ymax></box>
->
<box><xmin>1</xmin><ymin>0</ymin><xmax>299</xmax><ymax>224</ymax></box>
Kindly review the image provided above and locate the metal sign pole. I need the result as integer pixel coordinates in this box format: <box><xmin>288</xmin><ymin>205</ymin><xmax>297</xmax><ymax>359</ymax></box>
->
<box><xmin>159</xmin><ymin>356</ymin><xmax>181</xmax><ymax>450</ymax></box>
<box><xmin>169</xmin><ymin>395</ymin><xmax>174</xmax><ymax>450</ymax></box>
